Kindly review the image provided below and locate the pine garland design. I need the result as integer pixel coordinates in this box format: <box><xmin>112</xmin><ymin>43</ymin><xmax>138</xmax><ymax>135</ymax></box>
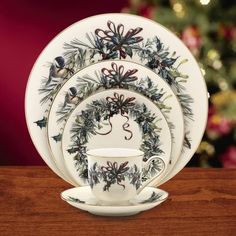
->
<box><xmin>65</xmin><ymin>190</ymin><xmax>164</xmax><ymax>205</ymax></box>
<box><xmin>67</xmin><ymin>92</ymin><xmax>164</xmax><ymax>183</ymax></box>
<box><xmin>62</xmin><ymin>21</ymin><xmax>192</xmax><ymax>114</ymax></box>
<box><xmin>36</xmin><ymin>20</ymin><xmax>193</xmax><ymax>148</ymax></box>
<box><xmin>55</xmin><ymin>62</ymin><xmax>172</xmax><ymax>127</ymax></box>
<box><xmin>88</xmin><ymin>161</ymin><xmax>142</xmax><ymax>191</ymax></box>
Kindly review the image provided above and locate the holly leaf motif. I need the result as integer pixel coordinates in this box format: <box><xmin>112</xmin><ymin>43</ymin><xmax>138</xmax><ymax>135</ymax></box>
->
<box><xmin>52</xmin><ymin>133</ymin><xmax>62</xmax><ymax>142</ymax></box>
<box><xmin>34</xmin><ymin>117</ymin><xmax>47</xmax><ymax>129</ymax></box>
<box><xmin>67</xmin><ymin>147</ymin><xmax>80</xmax><ymax>154</ymax></box>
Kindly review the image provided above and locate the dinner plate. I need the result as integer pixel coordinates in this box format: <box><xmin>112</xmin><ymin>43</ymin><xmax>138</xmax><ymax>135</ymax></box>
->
<box><xmin>62</xmin><ymin>89</ymin><xmax>172</xmax><ymax>186</ymax></box>
<box><xmin>25</xmin><ymin>13</ymin><xmax>208</xmax><ymax>185</ymax></box>
<box><xmin>61</xmin><ymin>186</ymin><xmax>168</xmax><ymax>216</ymax></box>
<box><xmin>47</xmin><ymin>60</ymin><xmax>184</xmax><ymax>184</ymax></box>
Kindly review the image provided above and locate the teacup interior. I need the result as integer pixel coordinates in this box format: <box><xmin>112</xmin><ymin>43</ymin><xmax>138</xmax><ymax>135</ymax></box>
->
<box><xmin>86</xmin><ymin>148</ymin><xmax>143</xmax><ymax>158</ymax></box>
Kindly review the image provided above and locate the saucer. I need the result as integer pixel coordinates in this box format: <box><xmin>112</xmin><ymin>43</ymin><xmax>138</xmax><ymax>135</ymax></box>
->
<box><xmin>61</xmin><ymin>186</ymin><xmax>168</xmax><ymax>216</ymax></box>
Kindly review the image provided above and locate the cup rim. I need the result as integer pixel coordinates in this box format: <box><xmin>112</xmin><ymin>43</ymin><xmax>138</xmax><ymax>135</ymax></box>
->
<box><xmin>86</xmin><ymin>148</ymin><xmax>144</xmax><ymax>158</ymax></box>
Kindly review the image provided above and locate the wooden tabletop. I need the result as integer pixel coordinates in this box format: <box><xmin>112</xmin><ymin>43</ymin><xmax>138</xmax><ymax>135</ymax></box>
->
<box><xmin>0</xmin><ymin>167</ymin><xmax>236</xmax><ymax>236</ymax></box>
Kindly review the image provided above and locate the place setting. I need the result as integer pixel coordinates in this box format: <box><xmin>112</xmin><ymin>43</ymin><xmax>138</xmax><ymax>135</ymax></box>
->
<box><xmin>25</xmin><ymin>13</ymin><xmax>208</xmax><ymax>216</ymax></box>
<box><xmin>61</xmin><ymin>147</ymin><xmax>169</xmax><ymax>217</ymax></box>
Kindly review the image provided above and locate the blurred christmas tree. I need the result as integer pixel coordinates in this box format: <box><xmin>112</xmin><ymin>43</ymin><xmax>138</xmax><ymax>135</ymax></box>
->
<box><xmin>122</xmin><ymin>0</ymin><xmax>236</xmax><ymax>168</ymax></box>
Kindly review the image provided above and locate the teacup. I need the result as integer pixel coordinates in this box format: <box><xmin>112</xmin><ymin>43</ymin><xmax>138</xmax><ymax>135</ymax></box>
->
<box><xmin>87</xmin><ymin>148</ymin><xmax>166</xmax><ymax>205</ymax></box>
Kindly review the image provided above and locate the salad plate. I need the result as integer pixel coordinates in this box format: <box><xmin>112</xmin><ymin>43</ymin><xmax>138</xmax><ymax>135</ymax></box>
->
<box><xmin>47</xmin><ymin>60</ymin><xmax>184</xmax><ymax>184</ymax></box>
<box><xmin>62</xmin><ymin>89</ymin><xmax>172</xmax><ymax>186</ymax></box>
<box><xmin>61</xmin><ymin>186</ymin><xmax>168</xmax><ymax>216</ymax></box>
<box><xmin>25</xmin><ymin>13</ymin><xmax>208</xmax><ymax>185</ymax></box>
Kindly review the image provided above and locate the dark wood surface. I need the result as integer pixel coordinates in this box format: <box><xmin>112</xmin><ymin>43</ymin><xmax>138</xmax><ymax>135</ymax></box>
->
<box><xmin>0</xmin><ymin>167</ymin><xmax>236</xmax><ymax>236</ymax></box>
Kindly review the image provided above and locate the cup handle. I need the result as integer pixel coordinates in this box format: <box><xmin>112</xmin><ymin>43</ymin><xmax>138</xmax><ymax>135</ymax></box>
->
<box><xmin>137</xmin><ymin>156</ymin><xmax>166</xmax><ymax>194</ymax></box>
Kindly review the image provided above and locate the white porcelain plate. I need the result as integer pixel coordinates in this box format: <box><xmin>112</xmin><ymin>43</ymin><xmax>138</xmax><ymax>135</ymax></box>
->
<box><xmin>61</xmin><ymin>186</ymin><xmax>169</xmax><ymax>216</ymax></box>
<box><xmin>62</xmin><ymin>89</ymin><xmax>171</xmax><ymax>186</ymax></box>
<box><xmin>25</xmin><ymin>13</ymin><xmax>208</xmax><ymax>185</ymax></box>
<box><xmin>48</xmin><ymin>60</ymin><xmax>184</xmax><ymax>185</ymax></box>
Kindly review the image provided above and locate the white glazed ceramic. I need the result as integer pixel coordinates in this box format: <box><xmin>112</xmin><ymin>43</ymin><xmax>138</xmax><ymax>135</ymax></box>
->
<box><xmin>47</xmin><ymin>60</ymin><xmax>184</xmax><ymax>184</ymax></box>
<box><xmin>25</xmin><ymin>13</ymin><xmax>208</xmax><ymax>185</ymax></box>
<box><xmin>87</xmin><ymin>148</ymin><xmax>166</xmax><ymax>204</ymax></box>
<box><xmin>61</xmin><ymin>186</ymin><xmax>168</xmax><ymax>216</ymax></box>
<box><xmin>62</xmin><ymin>89</ymin><xmax>172</xmax><ymax>186</ymax></box>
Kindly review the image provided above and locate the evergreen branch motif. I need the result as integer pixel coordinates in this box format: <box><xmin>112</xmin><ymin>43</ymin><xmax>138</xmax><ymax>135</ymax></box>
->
<box><xmin>183</xmin><ymin>131</ymin><xmax>192</xmax><ymax>149</ymax></box>
<box><xmin>65</xmin><ymin>191</ymin><xmax>165</xmax><ymax>205</ymax></box>
<box><xmin>140</xmin><ymin>191</ymin><xmax>163</xmax><ymax>204</ymax></box>
<box><xmin>39</xmin><ymin>81</ymin><xmax>63</xmax><ymax>105</ymax></box>
<box><xmin>88</xmin><ymin>161</ymin><xmax>142</xmax><ymax>191</ymax></box>
<box><xmin>67</xmin><ymin>92</ymin><xmax>163</xmax><ymax>183</ymax></box>
<box><xmin>55</xmin><ymin>62</ymin><xmax>173</xmax><ymax>133</ymax></box>
<box><xmin>39</xmin><ymin>56</ymin><xmax>75</xmax><ymax>106</ymax></box>
<box><xmin>36</xmin><ymin>20</ymin><xmax>194</xmax><ymax>151</ymax></box>
<box><xmin>141</xmin><ymin>158</ymin><xmax>165</xmax><ymax>182</ymax></box>
<box><xmin>67</xmin><ymin>196</ymin><xmax>85</xmax><ymax>204</ymax></box>
<box><xmin>177</xmin><ymin>94</ymin><xmax>194</xmax><ymax>120</ymax></box>
<box><xmin>89</xmin><ymin>161</ymin><xmax>141</xmax><ymax>191</ymax></box>
<box><xmin>133</xmin><ymin>37</ymin><xmax>189</xmax><ymax>92</ymax></box>
<box><xmin>55</xmin><ymin>76</ymin><xmax>101</xmax><ymax>123</ymax></box>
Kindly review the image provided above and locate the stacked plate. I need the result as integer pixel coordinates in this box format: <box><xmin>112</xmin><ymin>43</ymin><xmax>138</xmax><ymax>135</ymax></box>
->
<box><xmin>25</xmin><ymin>13</ymin><xmax>208</xmax><ymax>216</ymax></box>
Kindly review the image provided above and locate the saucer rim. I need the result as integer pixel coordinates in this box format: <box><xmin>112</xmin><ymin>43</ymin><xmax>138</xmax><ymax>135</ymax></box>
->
<box><xmin>61</xmin><ymin>186</ymin><xmax>169</xmax><ymax>208</ymax></box>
